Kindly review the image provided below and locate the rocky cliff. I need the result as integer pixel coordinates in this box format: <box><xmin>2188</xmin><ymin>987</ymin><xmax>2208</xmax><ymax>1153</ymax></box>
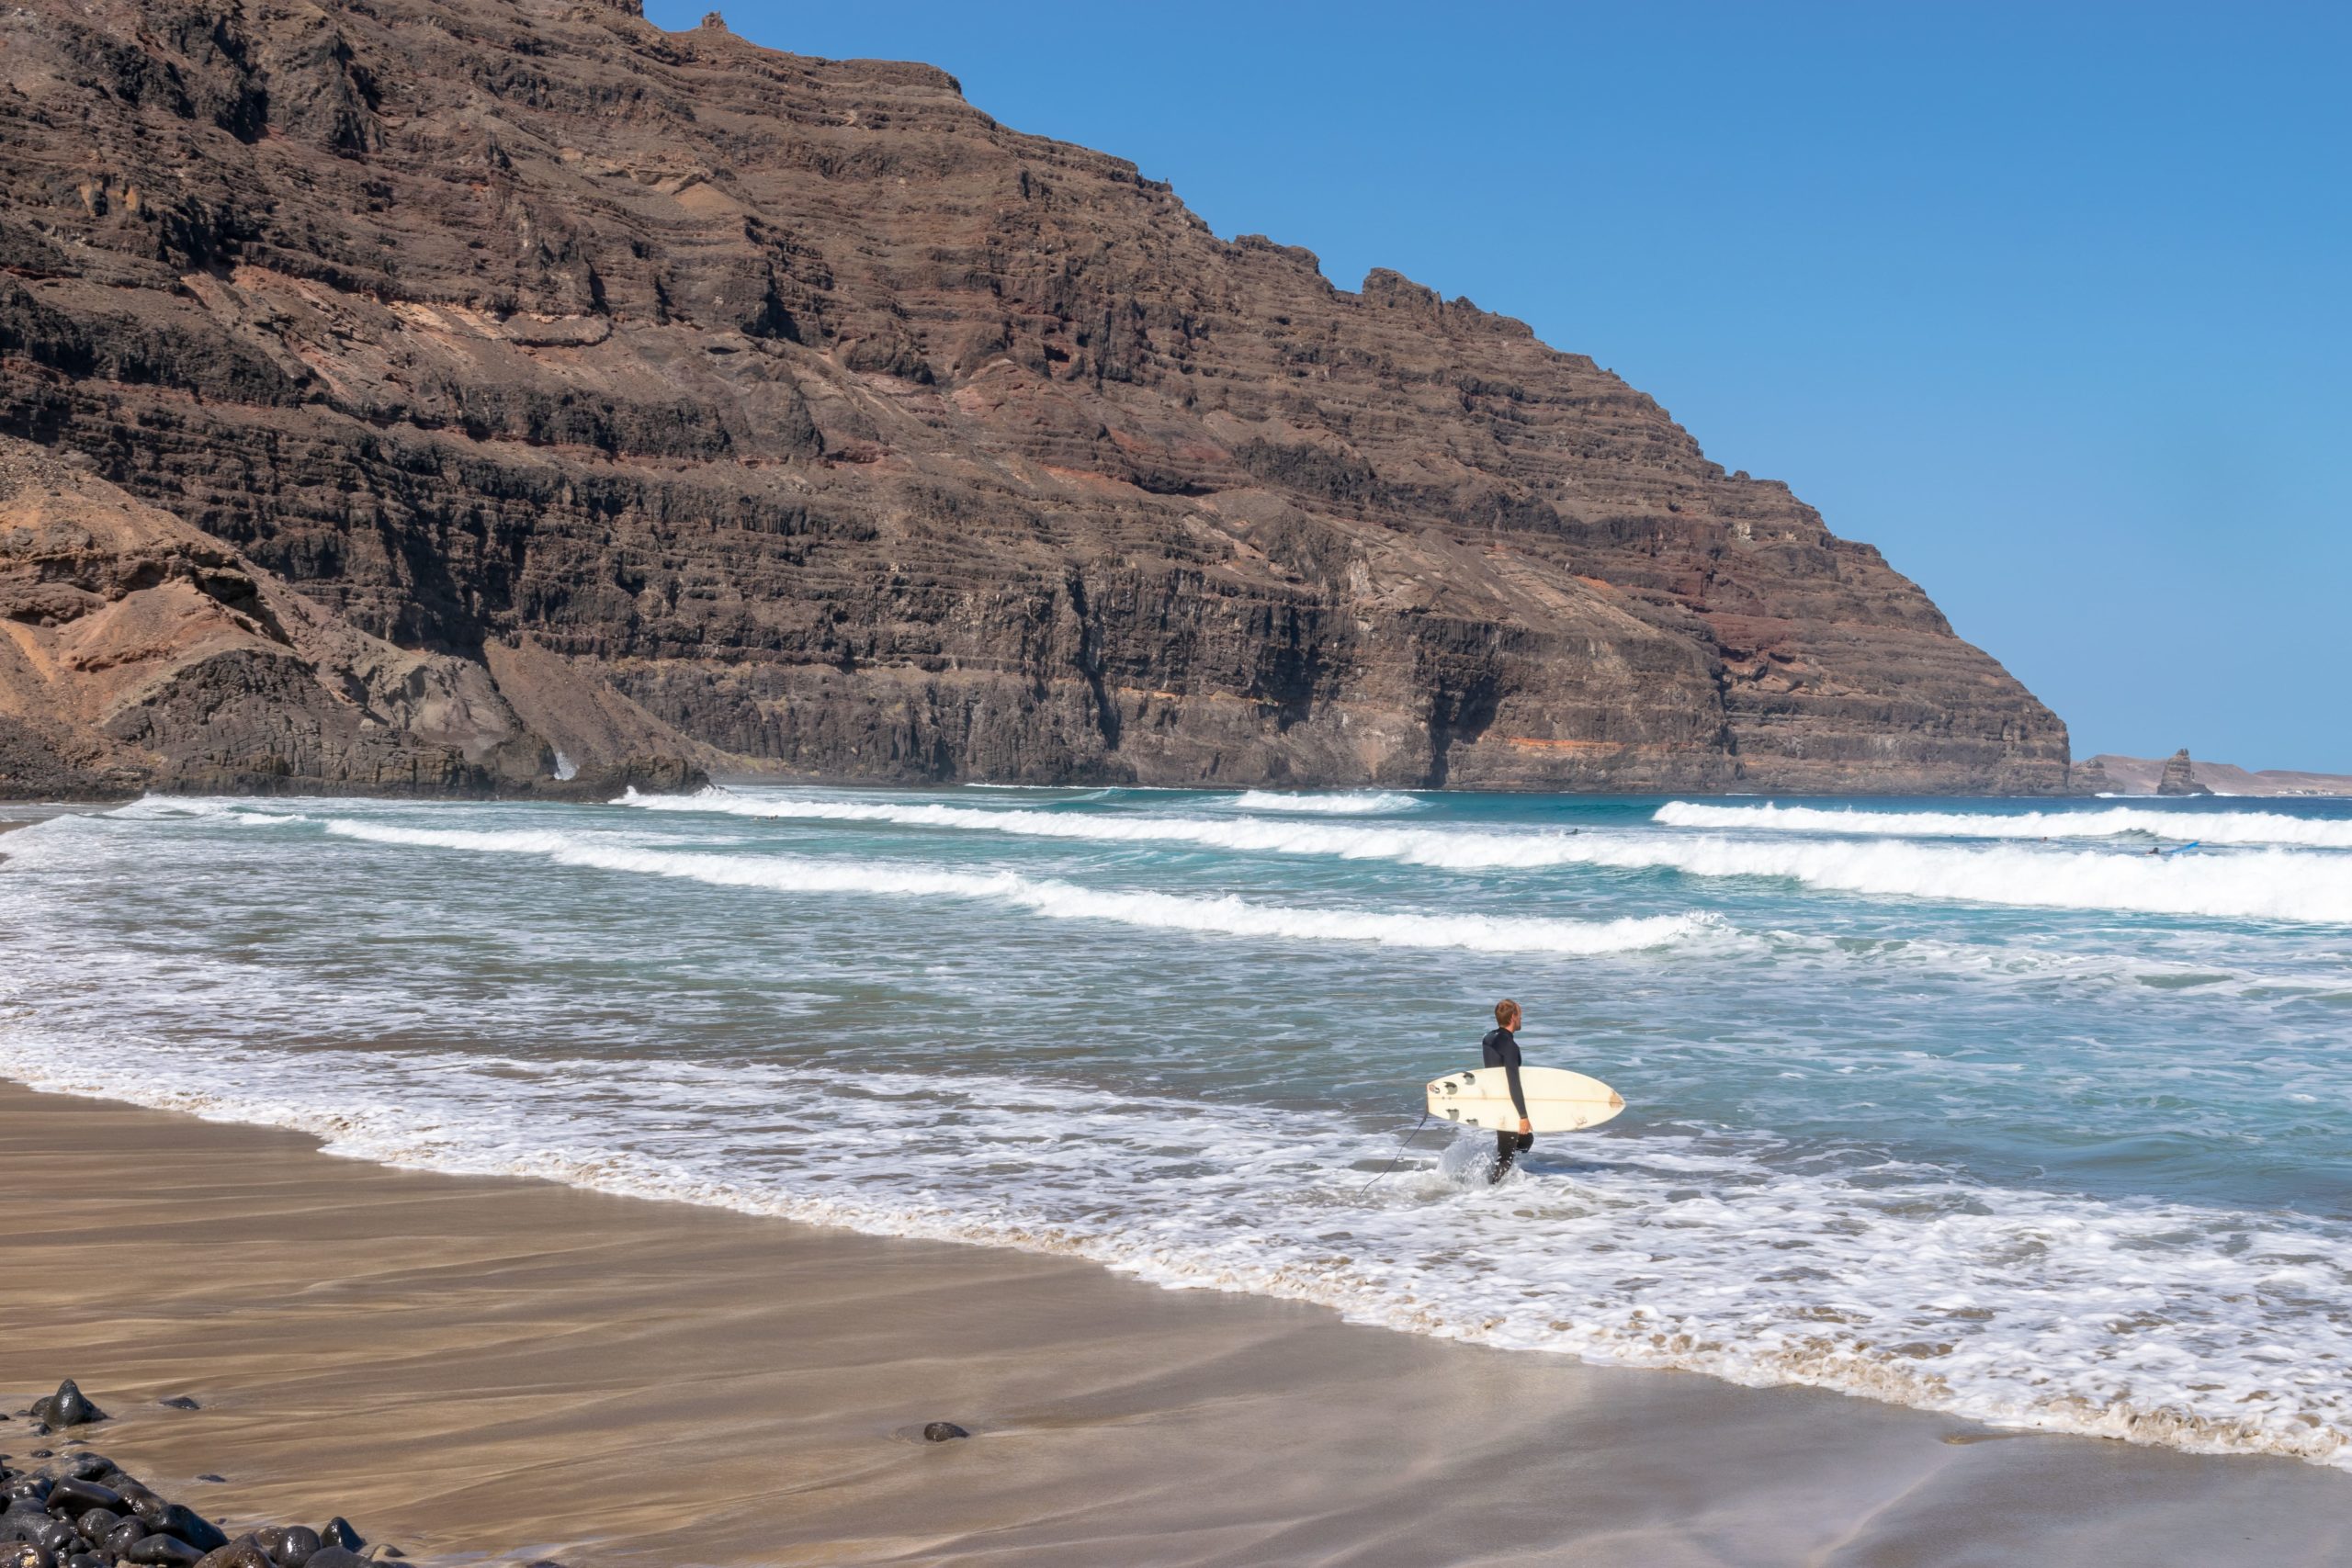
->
<box><xmin>0</xmin><ymin>0</ymin><xmax>2070</xmax><ymax>796</ymax></box>
<box><xmin>0</xmin><ymin>436</ymin><xmax>702</xmax><ymax>796</ymax></box>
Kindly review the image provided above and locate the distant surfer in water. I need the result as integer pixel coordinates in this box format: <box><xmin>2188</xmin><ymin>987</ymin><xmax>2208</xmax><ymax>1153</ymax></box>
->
<box><xmin>1483</xmin><ymin>998</ymin><xmax>1534</xmax><ymax>1182</ymax></box>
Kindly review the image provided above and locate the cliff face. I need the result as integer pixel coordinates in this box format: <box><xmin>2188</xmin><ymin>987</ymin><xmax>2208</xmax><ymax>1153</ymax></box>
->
<box><xmin>0</xmin><ymin>0</ymin><xmax>2070</xmax><ymax>795</ymax></box>
<box><xmin>0</xmin><ymin>436</ymin><xmax>702</xmax><ymax>797</ymax></box>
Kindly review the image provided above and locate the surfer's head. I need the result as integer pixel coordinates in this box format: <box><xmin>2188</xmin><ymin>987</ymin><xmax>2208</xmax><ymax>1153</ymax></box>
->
<box><xmin>1495</xmin><ymin>998</ymin><xmax>1521</xmax><ymax>1029</ymax></box>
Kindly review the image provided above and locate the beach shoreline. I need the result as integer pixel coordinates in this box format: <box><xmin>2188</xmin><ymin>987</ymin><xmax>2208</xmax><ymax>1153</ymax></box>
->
<box><xmin>4</xmin><ymin>1083</ymin><xmax>2347</xmax><ymax>1566</ymax></box>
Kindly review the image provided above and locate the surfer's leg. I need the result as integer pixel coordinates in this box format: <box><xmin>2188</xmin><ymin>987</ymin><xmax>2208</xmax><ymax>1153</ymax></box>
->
<box><xmin>1490</xmin><ymin>1130</ymin><xmax>1533</xmax><ymax>1182</ymax></box>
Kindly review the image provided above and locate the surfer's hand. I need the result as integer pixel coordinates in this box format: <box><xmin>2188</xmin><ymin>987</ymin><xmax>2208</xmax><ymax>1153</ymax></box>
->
<box><xmin>1518</xmin><ymin>1118</ymin><xmax>1532</xmax><ymax>1136</ymax></box>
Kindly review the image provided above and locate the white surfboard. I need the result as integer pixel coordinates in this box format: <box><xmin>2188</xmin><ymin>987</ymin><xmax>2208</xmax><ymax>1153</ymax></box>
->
<box><xmin>1425</xmin><ymin>1066</ymin><xmax>1625</xmax><ymax>1134</ymax></box>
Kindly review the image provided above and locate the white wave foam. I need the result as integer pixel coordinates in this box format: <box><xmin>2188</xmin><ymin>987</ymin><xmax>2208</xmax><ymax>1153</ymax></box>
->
<box><xmin>621</xmin><ymin>790</ymin><xmax>2352</xmax><ymax>924</ymax></box>
<box><xmin>1224</xmin><ymin>790</ymin><xmax>1424</xmax><ymax>815</ymax></box>
<box><xmin>620</xmin><ymin>785</ymin><xmax>1528</xmax><ymax>863</ymax></box>
<box><xmin>959</xmin><ymin>784</ymin><xmax>1152</xmax><ymax>799</ymax></box>
<box><xmin>3</xmin><ymin>1032</ymin><xmax>2346</xmax><ymax>1472</ymax></box>
<box><xmin>1657</xmin><ymin>800</ymin><xmax>2352</xmax><ymax>850</ymax></box>
<box><xmin>102</xmin><ymin>795</ymin><xmax>251</xmax><ymax>820</ymax></box>
<box><xmin>320</xmin><ymin>819</ymin><xmax>1707</xmax><ymax>955</ymax></box>
<box><xmin>18</xmin><ymin>797</ymin><xmax>2352</xmax><ymax>1468</ymax></box>
<box><xmin>1597</xmin><ymin>835</ymin><xmax>2352</xmax><ymax>926</ymax></box>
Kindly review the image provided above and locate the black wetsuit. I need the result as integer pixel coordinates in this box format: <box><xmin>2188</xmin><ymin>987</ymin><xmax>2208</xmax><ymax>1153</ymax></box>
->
<box><xmin>1482</xmin><ymin>1025</ymin><xmax>1533</xmax><ymax>1181</ymax></box>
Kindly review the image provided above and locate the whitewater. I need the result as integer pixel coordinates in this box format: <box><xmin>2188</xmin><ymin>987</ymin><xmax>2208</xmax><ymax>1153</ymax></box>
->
<box><xmin>620</xmin><ymin>786</ymin><xmax>2352</xmax><ymax>924</ymax></box>
<box><xmin>4</xmin><ymin>785</ymin><xmax>2350</xmax><ymax>1471</ymax></box>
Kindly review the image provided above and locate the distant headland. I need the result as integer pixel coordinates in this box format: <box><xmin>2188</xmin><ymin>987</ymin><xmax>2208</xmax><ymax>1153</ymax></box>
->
<box><xmin>2072</xmin><ymin>749</ymin><xmax>2352</xmax><ymax>797</ymax></box>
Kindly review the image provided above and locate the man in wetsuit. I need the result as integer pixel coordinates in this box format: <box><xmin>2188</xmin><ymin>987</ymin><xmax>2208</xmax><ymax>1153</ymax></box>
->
<box><xmin>1483</xmin><ymin>998</ymin><xmax>1533</xmax><ymax>1183</ymax></box>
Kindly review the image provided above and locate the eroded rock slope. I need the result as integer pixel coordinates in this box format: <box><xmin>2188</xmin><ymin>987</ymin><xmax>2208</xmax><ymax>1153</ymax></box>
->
<box><xmin>0</xmin><ymin>437</ymin><xmax>701</xmax><ymax>795</ymax></box>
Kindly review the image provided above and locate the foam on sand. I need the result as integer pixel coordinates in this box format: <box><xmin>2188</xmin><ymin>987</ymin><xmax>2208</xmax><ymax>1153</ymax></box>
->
<box><xmin>3</xmin><ymin>1031</ymin><xmax>2346</xmax><ymax>1473</ymax></box>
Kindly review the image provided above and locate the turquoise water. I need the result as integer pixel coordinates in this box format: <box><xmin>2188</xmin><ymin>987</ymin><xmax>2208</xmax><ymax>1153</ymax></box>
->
<box><xmin>4</xmin><ymin>786</ymin><xmax>2349</xmax><ymax>1464</ymax></box>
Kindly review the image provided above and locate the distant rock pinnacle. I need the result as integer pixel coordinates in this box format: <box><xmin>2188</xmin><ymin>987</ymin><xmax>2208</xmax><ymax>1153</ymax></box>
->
<box><xmin>2156</xmin><ymin>750</ymin><xmax>2213</xmax><ymax>796</ymax></box>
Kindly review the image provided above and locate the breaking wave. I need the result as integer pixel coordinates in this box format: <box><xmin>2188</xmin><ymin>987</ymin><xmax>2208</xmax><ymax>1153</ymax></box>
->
<box><xmin>1656</xmin><ymin>800</ymin><xmax>2352</xmax><ymax>850</ymax></box>
<box><xmin>621</xmin><ymin>790</ymin><xmax>2352</xmax><ymax>924</ymax></box>
<box><xmin>1223</xmin><ymin>790</ymin><xmax>1425</xmax><ymax>814</ymax></box>
<box><xmin>320</xmin><ymin>819</ymin><xmax>1710</xmax><ymax>955</ymax></box>
<box><xmin>1584</xmin><ymin>835</ymin><xmax>2352</xmax><ymax>926</ymax></box>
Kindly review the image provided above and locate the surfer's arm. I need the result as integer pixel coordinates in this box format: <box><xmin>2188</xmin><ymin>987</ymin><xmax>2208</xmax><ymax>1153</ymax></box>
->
<box><xmin>1502</xmin><ymin>1053</ymin><xmax>1529</xmax><ymax>1122</ymax></box>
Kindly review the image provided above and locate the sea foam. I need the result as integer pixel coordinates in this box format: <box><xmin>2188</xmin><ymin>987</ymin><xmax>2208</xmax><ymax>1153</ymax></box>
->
<box><xmin>1</xmin><ymin>1030</ymin><xmax>2345</xmax><ymax>1472</ymax></box>
<box><xmin>12</xmin><ymin>795</ymin><xmax>2352</xmax><ymax>1472</ymax></box>
<box><xmin>319</xmin><ymin>818</ymin><xmax>1709</xmax><ymax>955</ymax></box>
<box><xmin>621</xmin><ymin>789</ymin><xmax>2352</xmax><ymax>924</ymax></box>
<box><xmin>1224</xmin><ymin>790</ymin><xmax>1425</xmax><ymax>814</ymax></box>
<box><xmin>1656</xmin><ymin>799</ymin><xmax>2352</xmax><ymax>850</ymax></box>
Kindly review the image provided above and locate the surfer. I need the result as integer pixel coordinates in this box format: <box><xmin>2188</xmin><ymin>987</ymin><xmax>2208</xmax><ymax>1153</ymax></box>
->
<box><xmin>1483</xmin><ymin>998</ymin><xmax>1534</xmax><ymax>1182</ymax></box>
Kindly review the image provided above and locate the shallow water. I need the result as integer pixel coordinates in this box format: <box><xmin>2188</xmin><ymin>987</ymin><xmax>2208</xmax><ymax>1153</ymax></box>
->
<box><xmin>4</xmin><ymin>786</ymin><xmax>2348</xmax><ymax>1466</ymax></box>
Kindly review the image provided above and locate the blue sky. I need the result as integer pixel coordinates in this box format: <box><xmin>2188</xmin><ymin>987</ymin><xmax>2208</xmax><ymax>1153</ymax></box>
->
<box><xmin>652</xmin><ymin>1</ymin><xmax>2350</xmax><ymax>773</ymax></box>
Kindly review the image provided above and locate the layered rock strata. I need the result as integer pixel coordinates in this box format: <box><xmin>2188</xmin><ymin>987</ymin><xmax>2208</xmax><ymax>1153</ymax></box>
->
<box><xmin>0</xmin><ymin>0</ymin><xmax>2070</xmax><ymax>794</ymax></box>
<box><xmin>0</xmin><ymin>439</ymin><xmax>701</xmax><ymax>797</ymax></box>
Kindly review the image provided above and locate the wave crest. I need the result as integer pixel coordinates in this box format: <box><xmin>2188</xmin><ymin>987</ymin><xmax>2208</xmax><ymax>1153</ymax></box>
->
<box><xmin>321</xmin><ymin>818</ymin><xmax>1707</xmax><ymax>955</ymax></box>
<box><xmin>1657</xmin><ymin>800</ymin><xmax>2352</xmax><ymax>850</ymax></box>
<box><xmin>1224</xmin><ymin>790</ymin><xmax>1424</xmax><ymax>815</ymax></box>
<box><xmin>621</xmin><ymin>790</ymin><xmax>2352</xmax><ymax>924</ymax></box>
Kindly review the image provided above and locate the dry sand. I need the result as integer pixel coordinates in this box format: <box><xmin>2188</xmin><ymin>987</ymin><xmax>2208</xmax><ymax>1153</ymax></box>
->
<box><xmin>3</xmin><ymin>1085</ymin><xmax>2348</xmax><ymax>1567</ymax></box>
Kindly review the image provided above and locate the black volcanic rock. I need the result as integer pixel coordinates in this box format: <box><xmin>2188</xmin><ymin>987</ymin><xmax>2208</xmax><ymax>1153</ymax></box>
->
<box><xmin>39</xmin><ymin>1481</ymin><xmax>119</xmax><ymax>1518</ymax></box>
<box><xmin>0</xmin><ymin>0</ymin><xmax>2070</xmax><ymax>794</ymax></box>
<box><xmin>191</xmin><ymin>1544</ymin><xmax>271</xmax><ymax>1568</ymax></box>
<box><xmin>247</xmin><ymin>1525</ymin><xmax>319</xmax><ymax>1567</ymax></box>
<box><xmin>22</xmin><ymin>1390</ymin><xmax>99</xmax><ymax>1433</ymax></box>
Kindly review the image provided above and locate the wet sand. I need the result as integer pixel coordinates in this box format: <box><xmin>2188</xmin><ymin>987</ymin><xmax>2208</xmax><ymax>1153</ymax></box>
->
<box><xmin>2</xmin><ymin>1085</ymin><xmax>2347</xmax><ymax>1567</ymax></box>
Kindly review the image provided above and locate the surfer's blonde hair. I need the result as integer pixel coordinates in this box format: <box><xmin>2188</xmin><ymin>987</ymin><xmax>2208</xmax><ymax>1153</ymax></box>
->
<box><xmin>1495</xmin><ymin>998</ymin><xmax>1521</xmax><ymax>1026</ymax></box>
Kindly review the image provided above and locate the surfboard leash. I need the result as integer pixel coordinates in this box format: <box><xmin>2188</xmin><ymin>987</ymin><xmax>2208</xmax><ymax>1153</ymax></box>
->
<box><xmin>1358</xmin><ymin>1109</ymin><xmax>1433</xmax><ymax>1201</ymax></box>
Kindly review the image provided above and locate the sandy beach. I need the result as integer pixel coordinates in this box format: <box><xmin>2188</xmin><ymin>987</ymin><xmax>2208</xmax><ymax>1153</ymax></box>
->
<box><xmin>3</xmin><ymin>1086</ymin><xmax>2346</xmax><ymax>1567</ymax></box>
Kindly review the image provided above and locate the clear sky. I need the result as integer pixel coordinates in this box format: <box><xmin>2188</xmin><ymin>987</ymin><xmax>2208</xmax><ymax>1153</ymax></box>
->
<box><xmin>650</xmin><ymin>1</ymin><xmax>2350</xmax><ymax>773</ymax></box>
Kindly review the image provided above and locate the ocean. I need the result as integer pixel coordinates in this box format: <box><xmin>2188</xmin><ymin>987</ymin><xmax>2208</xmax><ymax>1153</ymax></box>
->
<box><xmin>5</xmin><ymin>785</ymin><xmax>2348</xmax><ymax>1467</ymax></box>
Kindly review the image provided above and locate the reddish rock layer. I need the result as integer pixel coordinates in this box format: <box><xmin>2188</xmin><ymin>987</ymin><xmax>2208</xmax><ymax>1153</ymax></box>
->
<box><xmin>0</xmin><ymin>0</ymin><xmax>2069</xmax><ymax>794</ymax></box>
